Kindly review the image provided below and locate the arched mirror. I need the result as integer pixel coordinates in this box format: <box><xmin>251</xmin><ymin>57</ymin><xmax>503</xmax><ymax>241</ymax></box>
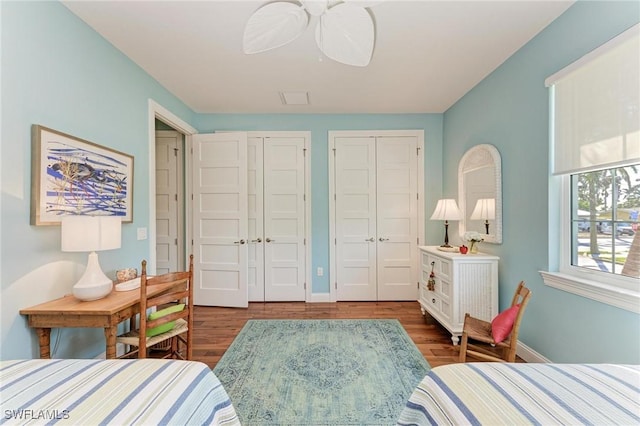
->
<box><xmin>458</xmin><ymin>144</ymin><xmax>502</xmax><ymax>244</ymax></box>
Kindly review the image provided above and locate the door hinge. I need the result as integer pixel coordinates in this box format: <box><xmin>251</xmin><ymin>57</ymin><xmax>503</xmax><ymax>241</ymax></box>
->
<box><xmin>304</xmin><ymin>194</ymin><xmax>306</xmax><ymax>201</ymax></box>
<box><xmin>191</xmin><ymin>239</ymin><xmax>194</xmax><ymax>246</ymax></box>
<box><xmin>417</xmin><ymin>237</ymin><xmax>419</xmax><ymax>244</ymax></box>
<box><xmin>335</xmin><ymin>282</ymin><xmax>338</xmax><ymax>289</ymax></box>
<box><xmin>304</xmin><ymin>238</ymin><xmax>306</xmax><ymax>245</ymax></box>
<box><xmin>417</xmin><ymin>146</ymin><xmax>421</xmax><ymax>156</ymax></box>
<box><xmin>175</xmin><ymin>194</ymin><xmax>178</xmax><ymax>201</ymax></box>
<box><xmin>174</xmin><ymin>148</ymin><xmax>178</xmax><ymax>156</ymax></box>
<box><xmin>417</xmin><ymin>193</ymin><xmax>419</xmax><ymax>200</ymax></box>
<box><xmin>417</xmin><ymin>282</ymin><xmax>420</xmax><ymax>289</ymax></box>
<box><xmin>175</xmin><ymin>238</ymin><xmax>178</xmax><ymax>245</ymax></box>
<box><xmin>335</xmin><ymin>238</ymin><xmax>337</xmax><ymax>244</ymax></box>
<box><xmin>303</xmin><ymin>148</ymin><xmax>307</xmax><ymax>157</ymax></box>
<box><xmin>304</xmin><ymin>282</ymin><xmax>307</xmax><ymax>290</ymax></box>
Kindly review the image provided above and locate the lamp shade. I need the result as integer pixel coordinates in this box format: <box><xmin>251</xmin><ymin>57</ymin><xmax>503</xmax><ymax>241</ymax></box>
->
<box><xmin>61</xmin><ymin>216</ymin><xmax>121</xmax><ymax>252</ymax></box>
<box><xmin>470</xmin><ymin>198</ymin><xmax>496</xmax><ymax>220</ymax></box>
<box><xmin>430</xmin><ymin>199</ymin><xmax>462</xmax><ymax>221</ymax></box>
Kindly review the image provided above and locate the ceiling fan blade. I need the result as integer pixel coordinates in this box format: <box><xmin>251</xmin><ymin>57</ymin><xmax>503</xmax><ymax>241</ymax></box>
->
<box><xmin>315</xmin><ymin>3</ymin><xmax>374</xmax><ymax>66</ymax></box>
<box><xmin>301</xmin><ymin>0</ymin><xmax>328</xmax><ymax>17</ymax></box>
<box><xmin>243</xmin><ymin>2</ymin><xmax>309</xmax><ymax>54</ymax></box>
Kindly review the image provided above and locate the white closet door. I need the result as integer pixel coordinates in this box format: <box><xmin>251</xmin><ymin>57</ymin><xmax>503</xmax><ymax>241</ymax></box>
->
<box><xmin>192</xmin><ymin>132</ymin><xmax>248</xmax><ymax>307</ymax></box>
<box><xmin>263</xmin><ymin>137</ymin><xmax>306</xmax><ymax>301</ymax></box>
<box><xmin>155</xmin><ymin>131</ymin><xmax>179</xmax><ymax>274</ymax></box>
<box><xmin>247</xmin><ymin>137</ymin><xmax>265</xmax><ymax>301</ymax></box>
<box><xmin>376</xmin><ymin>136</ymin><xmax>418</xmax><ymax>300</ymax></box>
<box><xmin>334</xmin><ymin>137</ymin><xmax>378</xmax><ymax>301</ymax></box>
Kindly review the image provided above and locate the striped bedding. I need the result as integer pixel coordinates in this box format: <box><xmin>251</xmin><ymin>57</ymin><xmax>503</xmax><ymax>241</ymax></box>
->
<box><xmin>0</xmin><ymin>359</ymin><xmax>240</xmax><ymax>426</ymax></box>
<box><xmin>396</xmin><ymin>363</ymin><xmax>640</xmax><ymax>426</ymax></box>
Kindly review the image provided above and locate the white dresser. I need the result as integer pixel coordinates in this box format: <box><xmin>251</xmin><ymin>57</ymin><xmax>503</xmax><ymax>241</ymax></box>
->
<box><xmin>418</xmin><ymin>246</ymin><xmax>499</xmax><ymax>345</ymax></box>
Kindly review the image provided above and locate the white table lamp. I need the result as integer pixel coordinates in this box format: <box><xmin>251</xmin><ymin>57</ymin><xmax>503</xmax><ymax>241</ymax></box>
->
<box><xmin>430</xmin><ymin>199</ymin><xmax>462</xmax><ymax>247</ymax></box>
<box><xmin>61</xmin><ymin>216</ymin><xmax>122</xmax><ymax>301</ymax></box>
<box><xmin>470</xmin><ymin>198</ymin><xmax>496</xmax><ymax>234</ymax></box>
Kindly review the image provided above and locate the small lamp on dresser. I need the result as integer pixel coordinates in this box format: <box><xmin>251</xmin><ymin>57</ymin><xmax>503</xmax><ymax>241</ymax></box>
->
<box><xmin>61</xmin><ymin>216</ymin><xmax>122</xmax><ymax>301</ymax></box>
<box><xmin>430</xmin><ymin>199</ymin><xmax>462</xmax><ymax>248</ymax></box>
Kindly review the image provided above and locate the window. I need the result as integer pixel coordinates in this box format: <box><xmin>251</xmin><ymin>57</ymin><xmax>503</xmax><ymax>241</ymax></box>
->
<box><xmin>571</xmin><ymin>166</ymin><xmax>639</xmax><ymax>279</ymax></box>
<box><xmin>542</xmin><ymin>24</ymin><xmax>640</xmax><ymax>313</ymax></box>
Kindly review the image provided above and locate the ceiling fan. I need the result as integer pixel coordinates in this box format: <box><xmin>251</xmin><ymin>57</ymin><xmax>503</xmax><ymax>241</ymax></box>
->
<box><xmin>243</xmin><ymin>0</ymin><xmax>378</xmax><ymax>67</ymax></box>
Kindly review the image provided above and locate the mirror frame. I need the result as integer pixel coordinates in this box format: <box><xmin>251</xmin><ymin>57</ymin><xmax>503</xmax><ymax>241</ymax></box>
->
<box><xmin>458</xmin><ymin>144</ymin><xmax>502</xmax><ymax>244</ymax></box>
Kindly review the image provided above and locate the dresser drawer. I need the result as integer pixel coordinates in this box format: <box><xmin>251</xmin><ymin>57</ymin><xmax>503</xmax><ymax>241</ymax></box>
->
<box><xmin>436</xmin><ymin>278</ymin><xmax>451</xmax><ymax>300</ymax></box>
<box><xmin>435</xmin><ymin>257</ymin><xmax>452</xmax><ymax>281</ymax></box>
<box><xmin>425</xmin><ymin>293</ymin><xmax>451</xmax><ymax>322</ymax></box>
<box><xmin>422</xmin><ymin>251</ymin><xmax>452</xmax><ymax>282</ymax></box>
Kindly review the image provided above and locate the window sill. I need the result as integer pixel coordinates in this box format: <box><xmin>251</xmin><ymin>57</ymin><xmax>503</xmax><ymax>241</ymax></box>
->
<box><xmin>540</xmin><ymin>271</ymin><xmax>640</xmax><ymax>314</ymax></box>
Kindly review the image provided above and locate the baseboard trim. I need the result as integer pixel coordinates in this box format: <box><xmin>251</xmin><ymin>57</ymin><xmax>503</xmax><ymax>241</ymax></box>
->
<box><xmin>517</xmin><ymin>341</ymin><xmax>551</xmax><ymax>363</ymax></box>
<box><xmin>307</xmin><ymin>293</ymin><xmax>332</xmax><ymax>303</ymax></box>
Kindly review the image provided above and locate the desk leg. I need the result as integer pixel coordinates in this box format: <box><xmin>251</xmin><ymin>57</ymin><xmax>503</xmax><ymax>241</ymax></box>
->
<box><xmin>36</xmin><ymin>328</ymin><xmax>51</xmax><ymax>359</ymax></box>
<box><xmin>104</xmin><ymin>327</ymin><xmax>117</xmax><ymax>359</ymax></box>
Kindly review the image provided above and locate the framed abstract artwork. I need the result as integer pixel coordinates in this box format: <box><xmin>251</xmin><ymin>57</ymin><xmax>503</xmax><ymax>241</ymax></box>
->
<box><xmin>30</xmin><ymin>125</ymin><xmax>134</xmax><ymax>225</ymax></box>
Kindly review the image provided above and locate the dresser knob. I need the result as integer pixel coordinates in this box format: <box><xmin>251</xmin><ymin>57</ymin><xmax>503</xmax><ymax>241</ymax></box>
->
<box><xmin>432</xmin><ymin>298</ymin><xmax>436</xmax><ymax>304</ymax></box>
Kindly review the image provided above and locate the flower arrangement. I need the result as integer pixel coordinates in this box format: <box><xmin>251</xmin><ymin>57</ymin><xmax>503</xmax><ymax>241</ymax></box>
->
<box><xmin>464</xmin><ymin>231</ymin><xmax>484</xmax><ymax>253</ymax></box>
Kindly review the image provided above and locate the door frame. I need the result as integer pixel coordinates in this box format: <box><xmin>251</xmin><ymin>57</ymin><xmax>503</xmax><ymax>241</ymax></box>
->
<box><xmin>147</xmin><ymin>99</ymin><xmax>197</xmax><ymax>274</ymax></box>
<box><xmin>328</xmin><ymin>130</ymin><xmax>425</xmax><ymax>302</ymax></box>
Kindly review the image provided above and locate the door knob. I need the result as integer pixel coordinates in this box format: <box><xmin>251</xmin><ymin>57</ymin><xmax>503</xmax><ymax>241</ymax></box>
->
<box><xmin>365</xmin><ymin>237</ymin><xmax>375</xmax><ymax>242</ymax></box>
<box><xmin>378</xmin><ymin>237</ymin><xmax>389</xmax><ymax>242</ymax></box>
<box><xmin>234</xmin><ymin>239</ymin><xmax>246</xmax><ymax>244</ymax></box>
<box><xmin>265</xmin><ymin>238</ymin><xmax>275</xmax><ymax>243</ymax></box>
<box><xmin>251</xmin><ymin>238</ymin><xmax>262</xmax><ymax>243</ymax></box>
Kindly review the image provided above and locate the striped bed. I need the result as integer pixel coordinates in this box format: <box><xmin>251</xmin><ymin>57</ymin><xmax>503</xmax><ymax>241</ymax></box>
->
<box><xmin>396</xmin><ymin>363</ymin><xmax>640</xmax><ymax>425</ymax></box>
<box><xmin>0</xmin><ymin>359</ymin><xmax>240</xmax><ymax>426</ymax></box>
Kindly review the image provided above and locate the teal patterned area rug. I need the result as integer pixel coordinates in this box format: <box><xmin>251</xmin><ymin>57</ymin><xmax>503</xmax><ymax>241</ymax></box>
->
<box><xmin>213</xmin><ymin>319</ymin><xmax>430</xmax><ymax>426</ymax></box>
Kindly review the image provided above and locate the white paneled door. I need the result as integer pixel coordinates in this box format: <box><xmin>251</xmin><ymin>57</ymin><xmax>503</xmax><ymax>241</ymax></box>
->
<box><xmin>332</xmin><ymin>132</ymin><xmax>422</xmax><ymax>301</ymax></box>
<box><xmin>334</xmin><ymin>137</ymin><xmax>378</xmax><ymax>300</ymax></box>
<box><xmin>375</xmin><ymin>136</ymin><xmax>419</xmax><ymax>300</ymax></box>
<box><xmin>248</xmin><ymin>135</ymin><xmax>307</xmax><ymax>301</ymax></box>
<box><xmin>193</xmin><ymin>132</ymin><xmax>308</xmax><ymax>307</ymax></box>
<box><xmin>247</xmin><ymin>137</ymin><xmax>265</xmax><ymax>301</ymax></box>
<box><xmin>192</xmin><ymin>132</ymin><xmax>248</xmax><ymax>307</ymax></box>
<box><xmin>263</xmin><ymin>136</ymin><xmax>307</xmax><ymax>301</ymax></box>
<box><xmin>155</xmin><ymin>130</ymin><xmax>182</xmax><ymax>274</ymax></box>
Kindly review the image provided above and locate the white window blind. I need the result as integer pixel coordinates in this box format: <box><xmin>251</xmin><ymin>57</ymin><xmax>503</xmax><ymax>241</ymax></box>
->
<box><xmin>546</xmin><ymin>23</ymin><xmax>640</xmax><ymax>175</ymax></box>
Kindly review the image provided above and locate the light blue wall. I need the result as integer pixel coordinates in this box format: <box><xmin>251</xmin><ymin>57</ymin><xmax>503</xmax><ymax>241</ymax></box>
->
<box><xmin>1</xmin><ymin>1</ymin><xmax>196</xmax><ymax>359</ymax></box>
<box><xmin>443</xmin><ymin>0</ymin><xmax>640</xmax><ymax>363</ymax></box>
<box><xmin>194</xmin><ymin>114</ymin><xmax>444</xmax><ymax>293</ymax></box>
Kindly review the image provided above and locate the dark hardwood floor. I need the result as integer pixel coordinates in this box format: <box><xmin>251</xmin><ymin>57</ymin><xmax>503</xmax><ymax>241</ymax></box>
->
<box><xmin>191</xmin><ymin>301</ymin><xmax>467</xmax><ymax>369</ymax></box>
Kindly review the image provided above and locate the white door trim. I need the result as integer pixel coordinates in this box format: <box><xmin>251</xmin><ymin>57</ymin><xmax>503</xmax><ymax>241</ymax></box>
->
<box><xmin>328</xmin><ymin>130</ymin><xmax>425</xmax><ymax>302</ymax></box>
<box><xmin>147</xmin><ymin>99</ymin><xmax>197</xmax><ymax>274</ymax></box>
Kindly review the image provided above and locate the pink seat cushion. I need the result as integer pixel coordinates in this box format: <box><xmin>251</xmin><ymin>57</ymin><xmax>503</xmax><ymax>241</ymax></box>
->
<box><xmin>491</xmin><ymin>304</ymin><xmax>520</xmax><ymax>343</ymax></box>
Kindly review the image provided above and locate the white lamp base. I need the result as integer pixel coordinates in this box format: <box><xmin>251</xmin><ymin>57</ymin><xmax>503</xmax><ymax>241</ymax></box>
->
<box><xmin>73</xmin><ymin>252</ymin><xmax>113</xmax><ymax>301</ymax></box>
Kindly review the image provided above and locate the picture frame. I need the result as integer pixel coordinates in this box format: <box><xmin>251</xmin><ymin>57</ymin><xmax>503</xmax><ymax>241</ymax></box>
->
<box><xmin>30</xmin><ymin>125</ymin><xmax>134</xmax><ymax>225</ymax></box>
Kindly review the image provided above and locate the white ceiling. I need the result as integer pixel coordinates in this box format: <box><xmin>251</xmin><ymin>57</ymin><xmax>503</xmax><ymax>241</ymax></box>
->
<box><xmin>62</xmin><ymin>0</ymin><xmax>574</xmax><ymax>114</ymax></box>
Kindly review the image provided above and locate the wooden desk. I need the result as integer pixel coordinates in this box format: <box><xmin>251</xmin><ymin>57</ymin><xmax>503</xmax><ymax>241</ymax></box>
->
<box><xmin>20</xmin><ymin>281</ymin><xmax>180</xmax><ymax>359</ymax></box>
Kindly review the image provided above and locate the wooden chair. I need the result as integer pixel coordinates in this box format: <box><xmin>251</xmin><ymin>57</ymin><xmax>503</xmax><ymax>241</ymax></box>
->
<box><xmin>117</xmin><ymin>255</ymin><xmax>194</xmax><ymax>360</ymax></box>
<box><xmin>459</xmin><ymin>281</ymin><xmax>531</xmax><ymax>363</ymax></box>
